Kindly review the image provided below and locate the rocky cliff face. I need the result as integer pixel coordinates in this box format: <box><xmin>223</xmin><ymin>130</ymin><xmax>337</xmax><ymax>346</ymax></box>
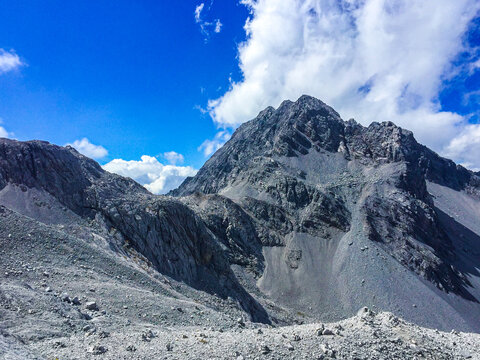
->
<box><xmin>173</xmin><ymin>95</ymin><xmax>480</xmax><ymax>331</ymax></box>
<box><xmin>0</xmin><ymin>138</ymin><xmax>269</xmax><ymax>322</ymax></box>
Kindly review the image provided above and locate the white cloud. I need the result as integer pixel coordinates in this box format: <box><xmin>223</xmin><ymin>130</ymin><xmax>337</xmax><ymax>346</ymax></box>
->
<box><xmin>67</xmin><ymin>138</ymin><xmax>108</xmax><ymax>159</ymax></box>
<box><xmin>195</xmin><ymin>3</ymin><xmax>205</xmax><ymax>22</ymax></box>
<box><xmin>198</xmin><ymin>130</ymin><xmax>231</xmax><ymax>157</ymax></box>
<box><xmin>0</xmin><ymin>126</ymin><xmax>12</xmax><ymax>138</ymax></box>
<box><xmin>162</xmin><ymin>151</ymin><xmax>184</xmax><ymax>165</ymax></box>
<box><xmin>208</xmin><ymin>0</ymin><xmax>480</xmax><ymax>168</ymax></box>
<box><xmin>103</xmin><ymin>155</ymin><xmax>197</xmax><ymax>194</ymax></box>
<box><xmin>0</xmin><ymin>49</ymin><xmax>23</xmax><ymax>74</ymax></box>
<box><xmin>214</xmin><ymin>19</ymin><xmax>223</xmax><ymax>33</ymax></box>
<box><xmin>444</xmin><ymin>124</ymin><xmax>480</xmax><ymax>171</ymax></box>
<box><xmin>195</xmin><ymin>2</ymin><xmax>223</xmax><ymax>39</ymax></box>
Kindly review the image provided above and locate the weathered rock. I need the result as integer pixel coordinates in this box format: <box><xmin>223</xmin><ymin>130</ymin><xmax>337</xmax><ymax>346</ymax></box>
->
<box><xmin>88</xmin><ymin>345</ymin><xmax>107</xmax><ymax>355</ymax></box>
<box><xmin>85</xmin><ymin>301</ymin><xmax>99</xmax><ymax>311</ymax></box>
<box><xmin>71</xmin><ymin>296</ymin><xmax>81</xmax><ymax>305</ymax></box>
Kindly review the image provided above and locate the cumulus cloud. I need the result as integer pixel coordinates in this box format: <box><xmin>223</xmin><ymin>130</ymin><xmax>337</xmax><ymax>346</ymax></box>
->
<box><xmin>208</xmin><ymin>0</ymin><xmax>480</xmax><ymax>168</ymax></box>
<box><xmin>198</xmin><ymin>130</ymin><xmax>231</xmax><ymax>157</ymax></box>
<box><xmin>195</xmin><ymin>2</ymin><xmax>223</xmax><ymax>39</ymax></box>
<box><xmin>444</xmin><ymin>124</ymin><xmax>480</xmax><ymax>171</ymax></box>
<box><xmin>0</xmin><ymin>49</ymin><xmax>23</xmax><ymax>74</ymax></box>
<box><xmin>67</xmin><ymin>138</ymin><xmax>108</xmax><ymax>159</ymax></box>
<box><xmin>103</xmin><ymin>155</ymin><xmax>197</xmax><ymax>194</ymax></box>
<box><xmin>162</xmin><ymin>151</ymin><xmax>184</xmax><ymax>165</ymax></box>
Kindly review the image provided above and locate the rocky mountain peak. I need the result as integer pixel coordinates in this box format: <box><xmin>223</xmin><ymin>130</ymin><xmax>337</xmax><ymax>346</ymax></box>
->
<box><xmin>173</xmin><ymin>95</ymin><xmax>480</xmax><ymax>315</ymax></box>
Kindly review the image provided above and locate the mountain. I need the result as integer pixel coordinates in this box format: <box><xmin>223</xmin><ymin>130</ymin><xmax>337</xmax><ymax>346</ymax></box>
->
<box><xmin>1</xmin><ymin>95</ymin><xmax>480</xmax><ymax>359</ymax></box>
<box><xmin>172</xmin><ymin>95</ymin><xmax>480</xmax><ymax>331</ymax></box>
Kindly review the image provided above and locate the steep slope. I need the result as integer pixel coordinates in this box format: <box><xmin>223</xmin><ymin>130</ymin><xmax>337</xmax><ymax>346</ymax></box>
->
<box><xmin>173</xmin><ymin>95</ymin><xmax>480</xmax><ymax>332</ymax></box>
<box><xmin>0</xmin><ymin>138</ymin><xmax>269</xmax><ymax>323</ymax></box>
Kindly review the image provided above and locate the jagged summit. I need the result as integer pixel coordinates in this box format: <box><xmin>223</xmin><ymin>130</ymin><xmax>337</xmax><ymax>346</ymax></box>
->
<box><xmin>173</xmin><ymin>95</ymin><xmax>477</xmax><ymax>197</ymax></box>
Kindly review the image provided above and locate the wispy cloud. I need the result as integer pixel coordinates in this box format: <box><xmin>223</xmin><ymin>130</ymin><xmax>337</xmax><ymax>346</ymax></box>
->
<box><xmin>195</xmin><ymin>2</ymin><xmax>223</xmax><ymax>40</ymax></box>
<box><xmin>214</xmin><ymin>19</ymin><xmax>222</xmax><ymax>33</ymax></box>
<box><xmin>103</xmin><ymin>155</ymin><xmax>197</xmax><ymax>194</ymax></box>
<box><xmin>66</xmin><ymin>138</ymin><xmax>108</xmax><ymax>159</ymax></box>
<box><xmin>0</xmin><ymin>49</ymin><xmax>23</xmax><ymax>74</ymax></box>
<box><xmin>208</xmin><ymin>0</ymin><xmax>480</xmax><ymax>169</ymax></box>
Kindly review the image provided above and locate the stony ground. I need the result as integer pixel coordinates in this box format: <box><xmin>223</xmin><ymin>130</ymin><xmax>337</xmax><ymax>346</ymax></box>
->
<box><xmin>4</xmin><ymin>307</ymin><xmax>480</xmax><ymax>359</ymax></box>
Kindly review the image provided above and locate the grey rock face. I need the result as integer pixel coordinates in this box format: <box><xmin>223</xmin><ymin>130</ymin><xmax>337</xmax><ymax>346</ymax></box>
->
<box><xmin>0</xmin><ymin>138</ymin><xmax>269</xmax><ymax>323</ymax></box>
<box><xmin>173</xmin><ymin>95</ymin><xmax>480</xmax><ymax>331</ymax></box>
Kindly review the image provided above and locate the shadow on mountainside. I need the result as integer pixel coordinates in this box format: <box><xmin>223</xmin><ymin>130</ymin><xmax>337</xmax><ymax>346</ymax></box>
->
<box><xmin>435</xmin><ymin>207</ymin><xmax>480</xmax><ymax>303</ymax></box>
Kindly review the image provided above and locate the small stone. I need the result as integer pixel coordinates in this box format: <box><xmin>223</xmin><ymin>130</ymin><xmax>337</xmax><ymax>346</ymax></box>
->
<box><xmin>320</xmin><ymin>344</ymin><xmax>336</xmax><ymax>358</ymax></box>
<box><xmin>315</xmin><ymin>325</ymin><xmax>325</xmax><ymax>336</ymax></box>
<box><xmin>89</xmin><ymin>345</ymin><xmax>107</xmax><ymax>355</ymax></box>
<box><xmin>141</xmin><ymin>329</ymin><xmax>155</xmax><ymax>342</ymax></box>
<box><xmin>166</xmin><ymin>342</ymin><xmax>173</xmax><ymax>351</ymax></box>
<box><xmin>71</xmin><ymin>297</ymin><xmax>81</xmax><ymax>305</ymax></box>
<box><xmin>322</xmin><ymin>329</ymin><xmax>335</xmax><ymax>336</ymax></box>
<box><xmin>126</xmin><ymin>345</ymin><xmax>137</xmax><ymax>352</ymax></box>
<box><xmin>292</xmin><ymin>334</ymin><xmax>301</xmax><ymax>341</ymax></box>
<box><xmin>45</xmin><ymin>287</ymin><xmax>52</xmax><ymax>293</ymax></box>
<box><xmin>53</xmin><ymin>341</ymin><xmax>66</xmax><ymax>349</ymax></box>
<box><xmin>286</xmin><ymin>343</ymin><xmax>294</xmax><ymax>351</ymax></box>
<box><xmin>98</xmin><ymin>331</ymin><xmax>110</xmax><ymax>338</ymax></box>
<box><xmin>85</xmin><ymin>301</ymin><xmax>99</xmax><ymax>311</ymax></box>
<box><xmin>237</xmin><ymin>318</ymin><xmax>245</xmax><ymax>327</ymax></box>
<box><xmin>61</xmin><ymin>293</ymin><xmax>71</xmax><ymax>303</ymax></box>
<box><xmin>83</xmin><ymin>324</ymin><xmax>96</xmax><ymax>334</ymax></box>
<box><xmin>260</xmin><ymin>344</ymin><xmax>271</xmax><ymax>354</ymax></box>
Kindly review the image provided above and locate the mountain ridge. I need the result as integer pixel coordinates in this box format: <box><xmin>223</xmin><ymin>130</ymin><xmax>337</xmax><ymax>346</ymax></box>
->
<box><xmin>172</xmin><ymin>94</ymin><xmax>480</xmax><ymax>330</ymax></box>
<box><xmin>1</xmin><ymin>95</ymin><xmax>480</xmax><ymax>359</ymax></box>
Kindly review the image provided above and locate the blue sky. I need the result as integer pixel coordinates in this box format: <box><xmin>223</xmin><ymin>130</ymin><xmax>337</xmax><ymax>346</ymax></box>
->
<box><xmin>0</xmin><ymin>1</ymin><xmax>248</xmax><ymax>168</ymax></box>
<box><xmin>1</xmin><ymin>1</ymin><xmax>479</xmax><ymax>193</ymax></box>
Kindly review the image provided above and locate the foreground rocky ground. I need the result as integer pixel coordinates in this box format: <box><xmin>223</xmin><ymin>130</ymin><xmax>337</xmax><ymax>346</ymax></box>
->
<box><xmin>3</xmin><ymin>307</ymin><xmax>480</xmax><ymax>359</ymax></box>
